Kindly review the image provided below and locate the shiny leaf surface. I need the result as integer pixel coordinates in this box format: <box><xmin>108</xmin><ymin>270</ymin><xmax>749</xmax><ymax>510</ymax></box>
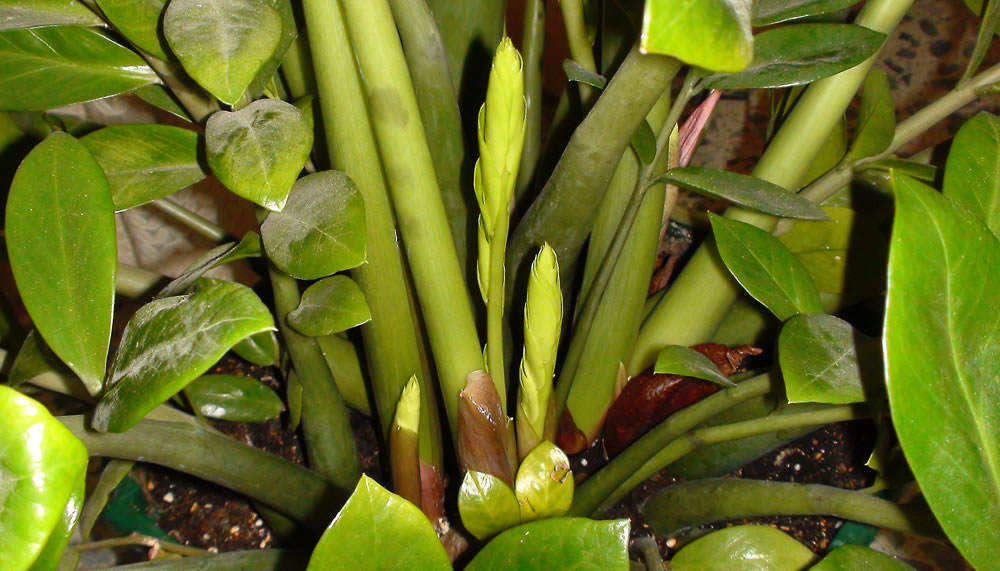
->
<box><xmin>515</xmin><ymin>441</ymin><xmax>573</xmax><ymax>522</ymax></box>
<box><xmin>752</xmin><ymin>0</ymin><xmax>862</xmax><ymax>25</ymax></box>
<box><xmin>778</xmin><ymin>313</ymin><xmax>868</xmax><ymax>404</ymax></box>
<box><xmin>29</xmin><ymin>471</ymin><xmax>84</xmax><ymax>571</ymax></box>
<box><xmin>183</xmin><ymin>374</ymin><xmax>284</xmax><ymax>422</ymax></box>
<box><xmin>670</xmin><ymin>525</ymin><xmax>815</xmax><ymax>570</ymax></box>
<box><xmin>95</xmin><ymin>0</ymin><xmax>168</xmax><ymax>59</ymax></box>
<box><xmin>845</xmin><ymin>68</ymin><xmax>895</xmax><ymax>163</ymax></box>
<box><xmin>158</xmin><ymin>232</ymin><xmax>262</xmax><ymax>298</ymax></box>
<box><xmin>0</xmin><ymin>0</ymin><xmax>103</xmax><ymax>30</ymax></box>
<box><xmin>458</xmin><ymin>470</ymin><xmax>522</xmax><ymax>540</ymax></box>
<box><xmin>641</xmin><ymin>0</ymin><xmax>753</xmax><ymax>72</ymax></box>
<box><xmin>465</xmin><ymin>517</ymin><xmax>630</xmax><ymax>570</ymax></box>
<box><xmin>232</xmin><ymin>330</ymin><xmax>279</xmax><ymax>367</ymax></box>
<box><xmin>656</xmin><ymin>167</ymin><xmax>828</xmax><ymax>220</ymax></box>
<box><xmin>811</xmin><ymin>545</ymin><xmax>913</xmax><ymax>570</ymax></box>
<box><xmin>654</xmin><ymin>345</ymin><xmax>735</xmax><ymax>387</ymax></box>
<box><xmin>287</xmin><ymin>275</ymin><xmax>371</xmax><ymax>337</ymax></box>
<box><xmin>943</xmin><ymin>112</ymin><xmax>1000</xmax><ymax>235</ymax></box>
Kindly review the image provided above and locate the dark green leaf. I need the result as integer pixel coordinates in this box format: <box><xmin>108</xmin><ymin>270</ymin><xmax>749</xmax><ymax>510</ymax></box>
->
<box><xmin>778</xmin><ymin>314</ymin><xmax>867</xmax><ymax>404</ymax></box>
<box><xmin>654</xmin><ymin>345</ymin><xmax>735</xmax><ymax>387</ymax></box>
<box><xmin>701</xmin><ymin>24</ymin><xmax>885</xmax><ymax>90</ymax></box>
<box><xmin>158</xmin><ymin>232</ymin><xmax>262</xmax><ymax>298</ymax></box>
<box><xmin>562</xmin><ymin>59</ymin><xmax>606</xmax><ymax>89</ymax></box>
<box><xmin>205</xmin><ymin>99</ymin><xmax>312</xmax><ymax>211</ymax></box>
<box><xmin>845</xmin><ymin>68</ymin><xmax>895</xmax><ymax>163</ymax></box>
<box><xmin>458</xmin><ymin>470</ymin><xmax>522</xmax><ymax>540</ymax></box>
<box><xmin>95</xmin><ymin>0</ymin><xmax>169</xmax><ymax>60</ymax></box>
<box><xmin>0</xmin><ymin>26</ymin><xmax>157</xmax><ymax>111</ymax></box>
<box><xmin>515</xmin><ymin>441</ymin><xmax>573</xmax><ymax>522</ymax></box>
<box><xmin>943</xmin><ymin>112</ymin><xmax>1000</xmax><ymax>235</ymax></box>
<box><xmin>812</xmin><ymin>545</ymin><xmax>913</xmax><ymax>570</ymax></box>
<box><xmin>752</xmin><ymin>0</ymin><xmax>862</xmax><ymax>26</ymax></box>
<box><xmin>710</xmin><ymin>214</ymin><xmax>823</xmax><ymax>321</ymax></box>
<box><xmin>132</xmin><ymin>84</ymin><xmax>192</xmax><ymax>122</ymax></box>
<box><xmin>655</xmin><ymin>167</ymin><xmax>829</xmax><ymax>219</ymax></box>
<box><xmin>0</xmin><ymin>0</ymin><xmax>103</xmax><ymax>30</ymax></box>
<box><xmin>307</xmin><ymin>475</ymin><xmax>451</xmax><ymax>570</ymax></box>
<box><xmin>92</xmin><ymin>281</ymin><xmax>275</xmax><ymax>432</ymax></box>
<box><xmin>465</xmin><ymin>517</ymin><xmax>630</xmax><ymax>570</ymax></box>
<box><xmin>232</xmin><ymin>330</ymin><xmax>279</xmax><ymax>367</ymax></box>
<box><xmin>261</xmin><ymin>171</ymin><xmax>366</xmax><ymax>280</ymax></box>
<box><xmin>287</xmin><ymin>276</ymin><xmax>371</xmax><ymax>337</ymax></box>
<box><xmin>163</xmin><ymin>0</ymin><xmax>281</xmax><ymax>104</ymax></box>
<box><xmin>669</xmin><ymin>525</ymin><xmax>815</xmax><ymax>570</ymax></box>
<box><xmin>0</xmin><ymin>386</ymin><xmax>88</xmax><ymax>571</ymax></box>
<box><xmin>630</xmin><ymin>120</ymin><xmax>657</xmax><ymax>165</ymax></box>
<box><xmin>81</xmin><ymin>124</ymin><xmax>205</xmax><ymax>210</ymax></box>
<box><xmin>641</xmin><ymin>0</ymin><xmax>753</xmax><ymax>72</ymax></box>
<box><xmin>884</xmin><ymin>174</ymin><xmax>1000</xmax><ymax>570</ymax></box>
<box><xmin>183</xmin><ymin>374</ymin><xmax>284</xmax><ymax>422</ymax></box>
<box><xmin>6</xmin><ymin>132</ymin><xmax>115</xmax><ymax>394</ymax></box>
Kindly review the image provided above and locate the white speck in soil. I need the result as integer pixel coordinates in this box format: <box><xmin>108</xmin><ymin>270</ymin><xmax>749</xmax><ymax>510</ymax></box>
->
<box><xmin>163</xmin><ymin>492</ymin><xmax>174</xmax><ymax>503</ymax></box>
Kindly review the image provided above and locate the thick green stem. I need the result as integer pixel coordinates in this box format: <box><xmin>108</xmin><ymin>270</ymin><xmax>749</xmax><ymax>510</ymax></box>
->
<box><xmin>150</xmin><ymin>198</ymin><xmax>227</xmax><ymax>243</ymax></box>
<box><xmin>338</xmin><ymin>0</ymin><xmax>487</xmax><ymax>433</ymax></box>
<box><xmin>302</xmin><ymin>0</ymin><xmax>442</xmax><ymax>466</ymax></box>
<box><xmin>515</xmin><ymin>0</ymin><xmax>546</xmax><ymax>200</ymax></box>
<box><xmin>631</xmin><ymin>0</ymin><xmax>914</xmax><ymax>373</ymax></box>
<box><xmin>281</xmin><ymin>33</ymin><xmax>316</xmax><ymax>100</ymax></box>
<box><xmin>559</xmin><ymin>0</ymin><xmax>598</xmax><ymax>103</ymax></box>
<box><xmin>58</xmin><ymin>415</ymin><xmax>343</xmax><ymax>531</ymax></box>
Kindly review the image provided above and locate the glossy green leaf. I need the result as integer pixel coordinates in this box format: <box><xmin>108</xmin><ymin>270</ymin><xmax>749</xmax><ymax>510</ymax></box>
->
<box><xmin>655</xmin><ymin>167</ymin><xmax>829</xmax><ymax>220</ymax></box>
<box><xmin>563</xmin><ymin>59</ymin><xmax>606</xmax><ymax>89</ymax></box>
<box><xmin>465</xmin><ymin>517</ymin><xmax>630</xmax><ymax>570</ymax></box>
<box><xmin>811</xmin><ymin>545</ymin><xmax>913</xmax><ymax>570</ymax></box>
<box><xmin>943</xmin><ymin>112</ymin><xmax>1000</xmax><ymax>235</ymax></box>
<box><xmin>261</xmin><ymin>171</ymin><xmax>366</xmax><ymax>280</ymax></box>
<box><xmin>205</xmin><ymin>99</ymin><xmax>312</xmax><ymax>211</ymax></box>
<box><xmin>81</xmin><ymin>124</ymin><xmax>206</xmax><ymax>210</ymax></box>
<box><xmin>95</xmin><ymin>0</ymin><xmax>169</xmax><ymax>60</ymax></box>
<box><xmin>845</xmin><ymin>68</ymin><xmax>895</xmax><ymax>164</ymax></box>
<box><xmin>778</xmin><ymin>314</ymin><xmax>867</xmax><ymax>404</ymax></box>
<box><xmin>6</xmin><ymin>132</ymin><xmax>115</xmax><ymax>395</ymax></box>
<box><xmin>884</xmin><ymin>174</ymin><xmax>1000</xmax><ymax>570</ymax></box>
<box><xmin>515</xmin><ymin>441</ymin><xmax>573</xmax><ymax>522</ymax></box>
<box><xmin>30</xmin><ymin>471</ymin><xmax>84</xmax><ymax>571</ymax></box>
<box><xmin>458</xmin><ymin>470</ymin><xmax>522</xmax><ymax>540</ymax></box>
<box><xmin>287</xmin><ymin>276</ymin><xmax>371</xmax><ymax>337</ymax></box>
<box><xmin>630</xmin><ymin>120</ymin><xmax>657</xmax><ymax>165</ymax></box>
<box><xmin>670</xmin><ymin>525</ymin><xmax>815</xmax><ymax>570</ymax></box>
<box><xmin>158</xmin><ymin>232</ymin><xmax>262</xmax><ymax>298</ymax></box>
<box><xmin>0</xmin><ymin>26</ymin><xmax>157</xmax><ymax>111</ymax></box>
<box><xmin>232</xmin><ymin>330</ymin><xmax>279</xmax><ymax>367</ymax></box>
<box><xmin>163</xmin><ymin>0</ymin><xmax>281</xmax><ymax>105</ymax></box>
<box><xmin>641</xmin><ymin>0</ymin><xmax>753</xmax><ymax>73</ymax></box>
<box><xmin>183</xmin><ymin>374</ymin><xmax>284</xmax><ymax>422</ymax></box>
<box><xmin>132</xmin><ymin>84</ymin><xmax>192</xmax><ymax>122</ymax></box>
<box><xmin>710</xmin><ymin>214</ymin><xmax>824</xmax><ymax>321</ymax></box>
<box><xmin>92</xmin><ymin>281</ymin><xmax>275</xmax><ymax>432</ymax></box>
<box><xmin>307</xmin><ymin>475</ymin><xmax>451</xmax><ymax>570</ymax></box>
<box><xmin>0</xmin><ymin>0</ymin><xmax>103</xmax><ymax>30</ymax></box>
<box><xmin>654</xmin><ymin>345</ymin><xmax>735</xmax><ymax>387</ymax></box>
<box><xmin>752</xmin><ymin>0</ymin><xmax>862</xmax><ymax>25</ymax></box>
<box><xmin>0</xmin><ymin>385</ymin><xmax>88</xmax><ymax>571</ymax></box>
<box><xmin>701</xmin><ymin>24</ymin><xmax>885</xmax><ymax>91</ymax></box>
<box><xmin>315</xmin><ymin>334</ymin><xmax>371</xmax><ymax>416</ymax></box>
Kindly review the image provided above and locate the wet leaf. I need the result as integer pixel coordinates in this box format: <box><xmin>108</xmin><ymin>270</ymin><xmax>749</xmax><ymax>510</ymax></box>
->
<box><xmin>670</xmin><ymin>525</ymin><xmax>815</xmax><ymax>570</ymax></box>
<box><xmin>752</xmin><ymin>0</ymin><xmax>862</xmax><ymax>25</ymax></box>
<box><xmin>465</xmin><ymin>517</ymin><xmax>630</xmax><ymax>570</ymax></box>
<box><xmin>778</xmin><ymin>313</ymin><xmax>868</xmax><ymax>404</ymax></box>
<box><xmin>307</xmin><ymin>475</ymin><xmax>451</xmax><ymax>570</ymax></box>
<box><xmin>701</xmin><ymin>24</ymin><xmax>885</xmax><ymax>90</ymax></box>
<box><xmin>158</xmin><ymin>232</ymin><xmax>262</xmax><ymax>298</ymax></box>
<box><xmin>812</xmin><ymin>545</ymin><xmax>913</xmax><ymax>570</ymax></box>
<box><xmin>0</xmin><ymin>26</ymin><xmax>157</xmax><ymax>111</ymax></box>
<box><xmin>654</xmin><ymin>345</ymin><xmax>735</xmax><ymax>387</ymax></box>
<box><xmin>93</xmin><ymin>281</ymin><xmax>274</xmax><ymax>432</ymax></box>
<box><xmin>845</xmin><ymin>68</ymin><xmax>895</xmax><ymax>163</ymax></box>
<box><xmin>183</xmin><ymin>374</ymin><xmax>284</xmax><ymax>422</ymax></box>
<box><xmin>95</xmin><ymin>0</ymin><xmax>169</xmax><ymax>60</ymax></box>
<box><xmin>562</xmin><ymin>59</ymin><xmax>606</xmax><ymax>89</ymax></box>
<box><xmin>6</xmin><ymin>132</ymin><xmax>115</xmax><ymax>394</ymax></box>
<box><xmin>943</xmin><ymin>112</ymin><xmax>1000</xmax><ymax>235</ymax></box>
<box><xmin>287</xmin><ymin>275</ymin><xmax>371</xmax><ymax>337</ymax></box>
<box><xmin>655</xmin><ymin>167</ymin><xmax>829</xmax><ymax>220</ymax></box>
<box><xmin>458</xmin><ymin>470</ymin><xmax>522</xmax><ymax>540</ymax></box>
<box><xmin>515</xmin><ymin>441</ymin><xmax>573</xmax><ymax>522</ymax></box>
<box><xmin>232</xmin><ymin>330</ymin><xmax>279</xmax><ymax>367</ymax></box>
<box><xmin>0</xmin><ymin>0</ymin><xmax>103</xmax><ymax>30</ymax></box>
<box><xmin>261</xmin><ymin>171</ymin><xmax>366</xmax><ymax>279</ymax></box>
<box><xmin>710</xmin><ymin>214</ymin><xmax>823</xmax><ymax>321</ymax></box>
<box><xmin>163</xmin><ymin>0</ymin><xmax>281</xmax><ymax>104</ymax></box>
<box><xmin>81</xmin><ymin>124</ymin><xmax>206</xmax><ymax>210</ymax></box>
<box><xmin>884</xmin><ymin>174</ymin><xmax>1000</xmax><ymax>570</ymax></box>
<box><xmin>641</xmin><ymin>0</ymin><xmax>753</xmax><ymax>72</ymax></box>
<box><xmin>0</xmin><ymin>386</ymin><xmax>88</xmax><ymax>571</ymax></box>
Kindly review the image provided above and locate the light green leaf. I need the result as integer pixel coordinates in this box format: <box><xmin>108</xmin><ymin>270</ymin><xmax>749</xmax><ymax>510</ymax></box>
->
<box><xmin>811</xmin><ymin>545</ymin><xmax>913</xmax><ymax>570</ymax></box>
<box><xmin>515</xmin><ymin>441</ymin><xmax>573</xmax><ymax>522</ymax></box>
<box><xmin>132</xmin><ymin>84</ymin><xmax>192</xmax><ymax>122</ymax></box>
<box><xmin>92</xmin><ymin>281</ymin><xmax>275</xmax><ymax>432</ymax></box>
<box><xmin>0</xmin><ymin>0</ymin><xmax>103</xmax><ymax>30</ymax></box>
<box><xmin>655</xmin><ymin>167</ymin><xmax>829</xmax><ymax>220</ymax></box>
<box><xmin>29</xmin><ymin>470</ymin><xmax>84</xmax><ymax>571</ymax></box>
<box><xmin>458</xmin><ymin>470</ymin><xmax>522</xmax><ymax>540</ymax></box>
<box><xmin>465</xmin><ymin>517</ymin><xmax>630</xmax><ymax>570</ymax></box>
<box><xmin>163</xmin><ymin>0</ymin><xmax>281</xmax><ymax>105</ymax></box>
<box><xmin>752</xmin><ymin>0</ymin><xmax>862</xmax><ymax>26</ymax></box>
<box><xmin>710</xmin><ymin>214</ymin><xmax>823</xmax><ymax>321</ymax></box>
<box><xmin>261</xmin><ymin>171</ymin><xmax>366</xmax><ymax>280</ymax></box>
<box><xmin>562</xmin><ymin>59</ymin><xmax>606</xmax><ymax>89</ymax></box>
<box><xmin>778</xmin><ymin>314</ymin><xmax>869</xmax><ymax>404</ymax></box>
<box><xmin>6</xmin><ymin>132</ymin><xmax>115</xmax><ymax>394</ymax></box>
<box><xmin>307</xmin><ymin>475</ymin><xmax>451</xmax><ymax>570</ymax></box>
<box><xmin>654</xmin><ymin>345</ymin><xmax>735</xmax><ymax>387</ymax></box>
<box><xmin>670</xmin><ymin>525</ymin><xmax>816</xmax><ymax>570</ymax></box>
<box><xmin>943</xmin><ymin>112</ymin><xmax>1000</xmax><ymax>235</ymax></box>
<box><xmin>158</xmin><ymin>232</ymin><xmax>262</xmax><ymax>298</ymax></box>
<box><xmin>95</xmin><ymin>0</ymin><xmax>168</xmax><ymax>60</ymax></box>
<box><xmin>232</xmin><ymin>330</ymin><xmax>279</xmax><ymax>367</ymax></box>
<box><xmin>287</xmin><ymin>275</ymin><xmax>371</xmax><ymax>337</ymax></box>
<box><xmin>81</xmin><ymin>124</ymin><xmax>205</xmax><ymax>210</ymax></box>
<box><xmin>845</xmin><ymin>68</ymin><xmax>895</xmax><ymax>163</ymax></box>
<box><xmin>884</xmin><ymin>174</ymin><xmax>1000</xmax><ymax>570</ymax></box>
<box><xmin>0</xmin><ymin>386</ymin><xmax>88</xmax><ymax>571</ymax></box>
<box><xmin>701</xmin><ymin>24</ymin><xmax>885</xmax><ymax>91</ymax></box>
<box><xmin>245</xmin><ymin>0</ymin><xmax>296</xmax><ymax>100</ymax></box>
<box><xmin>205</xmin><ymin>99</ymin><xmax>312</xmax><ymax>211</ymax></box>
<box><xmin>183</xmin><ymin>374</ymin><xmax>284</xmax><ymax>422</ymax></box>
<box><xmin>641</xmin><ymin>0</ymin><xmax>753</xmax><ymax>73</ymax></box>
<box><xmin>0</xmin><ymin>26</ymin><xmax>157</xmax><ymax>111</ymax></box>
